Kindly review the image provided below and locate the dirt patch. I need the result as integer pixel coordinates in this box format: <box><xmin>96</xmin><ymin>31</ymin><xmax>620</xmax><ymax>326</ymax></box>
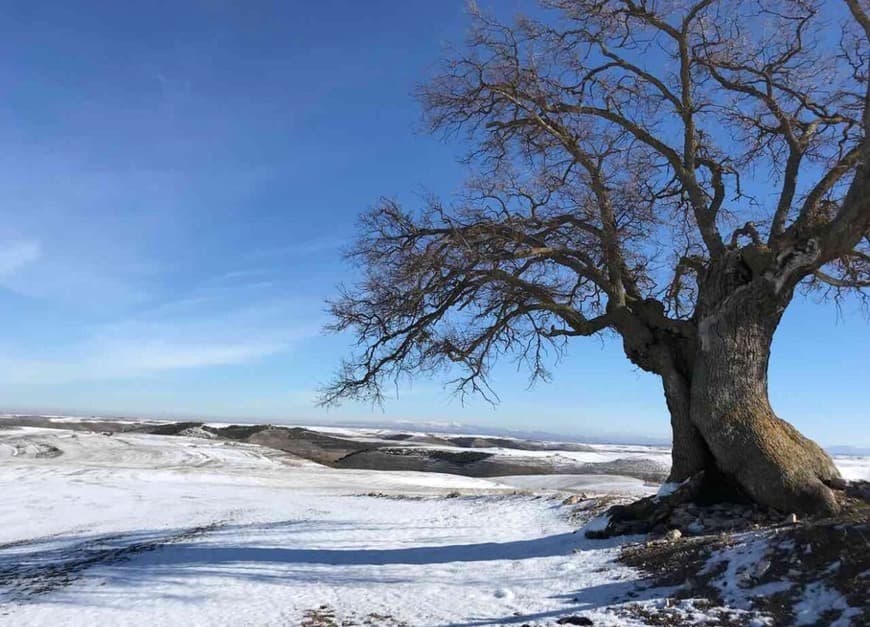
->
<box><xmin>617</xmin><ymin>499</ymin><xmax>870</xmax><ymax>626</ymax></box>
<box><xmin>300</xmin><ymin>605</ymin><xmax>409</xmax><ymax>626</ymax></box>
<box><xmin>30</xmin><ymin>443</ymin><xmax>62</xmax><ymax>459</ymax></box>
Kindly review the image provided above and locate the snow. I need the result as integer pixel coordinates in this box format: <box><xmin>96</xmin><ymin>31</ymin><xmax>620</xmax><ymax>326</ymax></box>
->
<box><xmin>493</xmin><ymin>473</ymin><xmax>656</xmax><ymax>497</ymax></box>
<box><xmin>581</xmin><ymin>514</ymin><xmax>612</xmax><ymax>534</ymax></box>
<box><xmin>794</xmin><ymin>581</ymin><xmax>862</xmax><ymax>626</ymax></box>
<box><xmin>833</xmin><ymin>455</ymin><xmax>870</xmax><ymax>482</ymax></box>
<box><xmin>0</xmin><ymin>426</ymin><xmax>656</xmax><ymax>626</ymax></box>
<box><xmin>656</xmin><ymin>481</ymin><xmax>681</xmax><ymax>498</ymax></box>
<box><xmin>1</xmin><ymin>423</ymin><xmax>867</xmax><ymax>626</ymax></box>
<box><xmin>698</xmin><ymin>532</ymin><xmax>863</xmax><ymax>627</ymax></box>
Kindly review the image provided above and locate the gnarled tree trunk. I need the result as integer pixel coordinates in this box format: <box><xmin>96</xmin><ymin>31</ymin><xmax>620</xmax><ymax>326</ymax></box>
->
<box><xmin>688</xmin><ymin>272</ymin><xmax>842</xmax><ymax>514</ymax></box>
<box><xmin>635</xmin><ymin>248</ymin><xmax>845</xmax><ymax>515</ymax></box>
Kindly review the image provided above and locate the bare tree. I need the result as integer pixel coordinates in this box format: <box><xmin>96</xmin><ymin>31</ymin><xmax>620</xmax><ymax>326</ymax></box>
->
<box><xmin>323</xmin><ymin>0</ymin><xmax>869</xmax><ymax>515</ymax></box>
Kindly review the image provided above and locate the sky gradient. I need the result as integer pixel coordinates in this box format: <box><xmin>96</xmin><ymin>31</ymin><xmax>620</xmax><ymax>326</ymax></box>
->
<box><xmin>0</xmin><ymin>1</ymin><xmax>867</xmax><ymax>446</ymax></box>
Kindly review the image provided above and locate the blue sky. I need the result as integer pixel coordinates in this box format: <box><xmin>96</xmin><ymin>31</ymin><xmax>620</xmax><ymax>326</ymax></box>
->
<box><xmin>0</xmin><ymin>1</ymin><xmax>866</xmax><ymax>445</ymax></box>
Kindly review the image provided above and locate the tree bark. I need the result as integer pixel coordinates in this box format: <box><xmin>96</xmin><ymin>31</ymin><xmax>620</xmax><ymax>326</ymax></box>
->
<box><xmin>688</xmin><ymin>276</ymin><xmax>843</xmax><ymax>514</ymax></box>
<box><xmin>661</xmin><ymin>366</ymin><xmax>711</xmax><ymax>483</ymax></box>
<box><xmin>619</xmin><ymin>271</ymin><xmax>842</xmax><ymax>515</ymax></box>
<box><xmin>617</xmin><ymin>313</ymin><xmax>712</xmax><ymax>485</ymax></box>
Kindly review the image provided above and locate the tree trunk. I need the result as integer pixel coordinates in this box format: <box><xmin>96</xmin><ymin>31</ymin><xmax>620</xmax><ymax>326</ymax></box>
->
<box><xmin>661</xmin><ymin>366</ymin><xmax>711</xmax><ymax>483</ymax></box>
<box><xmin>617</xmin><ymin>315</ymin><xmax>712</xmax><ymax>485</ymax></box>
<box><xmin>619</xmin><ymin>272</ymin><xmax>841</xmax><ymax>515</ymax></box>
<box><xmin>688</xmin><ymin>278</ymin><xmax>843</xmax><ymax>514</ymax></box>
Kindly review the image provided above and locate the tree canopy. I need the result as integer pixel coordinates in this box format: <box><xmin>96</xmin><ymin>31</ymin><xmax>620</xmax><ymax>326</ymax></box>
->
<box><xmin>322</xmin><ymin>0</ymin><xmax>869</xmax><ymax>406</ymax></box>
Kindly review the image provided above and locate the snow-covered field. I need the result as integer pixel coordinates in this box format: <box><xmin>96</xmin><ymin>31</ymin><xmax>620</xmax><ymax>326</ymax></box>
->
<box><xmin>0</xmin><ymin>424</ymin><xmax>866</xmax><ymax>626</ymax></box>
<box><xmin>0</xmin><ymin>426</ymin><xmax>654</xmax><ymax>626</ymax></box>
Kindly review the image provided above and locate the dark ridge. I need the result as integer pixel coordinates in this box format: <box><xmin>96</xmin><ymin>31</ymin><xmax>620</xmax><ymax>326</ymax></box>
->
<box><xmin>136</xmin><ymin>422</ymin><xmax>203</xmax><ymax>436</ymax></box>
<box><xmin>333</xmin><ymin>447</ymin><xmax>497</xmax><ymax>475</ymax></box>
<box><xmin>247</xmin><ymin>427</ymin><xmax>377</xmax><ymax>464</ymax></box>
<box><xmin>445</xmin><ymin>436</ymin><xmax>595</xmax><ymax>452</ymax></box>
<box><xmin>366</xmin><ymin>448</ymin><xmax>493</xmax><ymax>465</ymax></box>
<box><xmin>202</xmin><ymin>424</ymin><xmax>270</xmax><ymax>440</ymax></box>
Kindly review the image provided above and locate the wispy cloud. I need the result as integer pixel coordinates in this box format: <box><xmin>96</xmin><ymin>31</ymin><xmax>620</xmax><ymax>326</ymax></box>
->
<box><xmin>0</xmin><ymin>310</ymin><xmax>318</xmax><ymax>385</ymax></box>
<box><xmin>0</xmin><ymin>240</ymin><xmax>40</xmax><ymax>280</ymax></box>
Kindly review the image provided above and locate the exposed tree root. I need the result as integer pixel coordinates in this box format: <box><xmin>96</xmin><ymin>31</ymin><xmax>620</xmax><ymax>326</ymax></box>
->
<box><xmin>585</xmin><ymin>473</ymin><xmax>868</xmax><ymax>540</ymax></box>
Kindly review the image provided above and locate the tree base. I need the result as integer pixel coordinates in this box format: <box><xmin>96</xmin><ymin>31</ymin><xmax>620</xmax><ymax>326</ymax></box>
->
<box><xmin>692</xmin><ymin>406</ymin><xmax>842</xmax><ymax>516</ymax></box>
<box><xmin>586</xmin><ymin>472</ymin><xmax>706</xmax><ymax>539</ymax></box>
<box><xmin>585</xmin><ymin>470</ymin><xmax>858</xmax><ymax>540</ymax></box>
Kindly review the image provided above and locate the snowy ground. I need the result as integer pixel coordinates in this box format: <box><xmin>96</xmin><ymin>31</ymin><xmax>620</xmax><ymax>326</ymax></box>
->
<box><xmin>0</xmin><ymin>426</ymin><xmax>655</xmax><ymax>626</ymax></box>
<box><xmin>0</xmin><ymin>424</ymin><xmax>866</xmax><ymax>626</ymax></box>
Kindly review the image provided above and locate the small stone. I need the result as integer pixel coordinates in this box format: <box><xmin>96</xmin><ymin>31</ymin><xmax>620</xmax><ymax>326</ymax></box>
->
<box><xmin>556</xmin><ymin>617</ymin><xmax>594</xmax><ymax>626</ymax></box>
<box><xmin>785</xmin><ymin>513</ymin><xmax>798</xmax><ymax>524</ymax></box>
<box><xmin>562</xmin><ymin>494</ymin><xmax>587</xmax><ymax>506</ymax></box>
<box><xmin>687</xmin><ymin>521</ymin><xmax>705</xmax><ymax>535</ymax></box>
<box><xmin>664</xmin><ymin>528</ymin><xmax>682</xmax><ymax>541</ymax></box>
<box><xmin>754</xmin><ymin>558</ymin><xmax>771</xmax><ymax>578</ymax></box>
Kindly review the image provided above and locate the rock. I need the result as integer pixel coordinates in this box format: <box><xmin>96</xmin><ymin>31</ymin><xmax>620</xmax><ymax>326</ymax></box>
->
<box><xmin>556</xmin><ymin>617</ymin><xmax>594</xmax><ymax>626</ymax></box>
<box><xmin>562</xmin><ymin>494</ymin><xmax>588</xmax><ymax>506</ymax></box>
<box><xmin>845</xmin><ymin>480</ymin><xmax>870</xmax><ymax>501</ymax></box>
<box><xmin>686</xmin><ymin>521</ymin><xmax>705</xmax><ymax>535</ymax></box>
<box><xmin>785</xmin><ymin>513</ymin><xmax>798</xmax><ymax>524</ymax></box>
<box><xmin>754</xmin><ymin>558</ymin><xmax>771</xmax><ymax>578</ymax></box>
<box><xmin>664</xmin><ymin>528</ymin><xmax>682</xmax><ymax>541</ymax></box>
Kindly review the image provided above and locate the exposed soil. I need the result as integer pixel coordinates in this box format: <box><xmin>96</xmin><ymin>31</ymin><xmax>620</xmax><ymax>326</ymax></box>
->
<box><xmin>614</xmin><ymin>498</ymin><xmax>870</xmax><ymax>626</ymax></box>
<box><xmin>300</xmin><ymin>605</ymin><xmax>410</xmax><ymax>626</ymax></box>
